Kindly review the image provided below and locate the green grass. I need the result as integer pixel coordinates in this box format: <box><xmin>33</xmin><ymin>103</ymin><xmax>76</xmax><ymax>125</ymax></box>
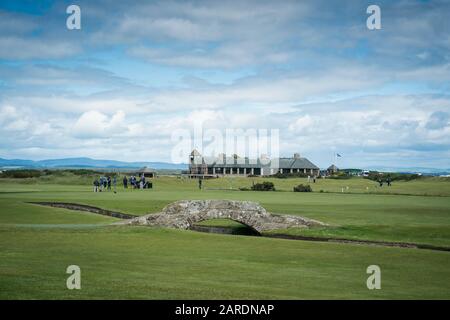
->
<box><xmin>2</xmin><ymin>173</ymin><xmax>450</xmax><ymax>196</ymax></box>
<box><xmin>2</xmin><ymin>176</ymin><xmax>448</xmax><ymax>246</ymax></box>
<box><xmin>0</xmin><ymin>175</ymin><xmax>449</xmax><ymax>299</ymax></box>
<box><xmin>0</xmin><ymin>200</ymin><xmax>117</xmax><ymax>225</ymax></box>
<box><xmin>1</xmin><ymin>225</ymin><xmax>449</xmax><ymax>299</ymax></box>
<box><xmin>201</xmin><ymin>175</ymin><xmax>450</xmax><ymax>196</ymax></box>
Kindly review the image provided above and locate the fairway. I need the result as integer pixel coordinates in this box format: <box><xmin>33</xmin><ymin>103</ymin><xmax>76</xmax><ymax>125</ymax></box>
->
<box><xmin>1</xmin><ymin>175</ymin><xmax>449</xmax><ymax>299</ymax></box>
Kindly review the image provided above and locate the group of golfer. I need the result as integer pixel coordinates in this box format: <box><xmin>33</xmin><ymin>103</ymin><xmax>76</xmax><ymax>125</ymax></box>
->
<box><xmin>122</xmin><ymin>175</ymin><xmax>151</xmax><ymax>189</ymax></box>
<box><xmin>93</xmin><ymin>174</ymin><xmax>151</xmax><ymax>192</ymax></box>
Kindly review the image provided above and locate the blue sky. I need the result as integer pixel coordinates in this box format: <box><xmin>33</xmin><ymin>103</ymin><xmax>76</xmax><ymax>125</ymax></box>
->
<box><xmin>0</xmin><ymin>0</ymin><xmax>449</xmax><ymax>168</ymax></box>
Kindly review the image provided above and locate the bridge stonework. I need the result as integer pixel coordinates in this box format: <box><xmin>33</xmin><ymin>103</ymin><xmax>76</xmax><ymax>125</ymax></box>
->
<box><xmin>125</xmin><ymin>200</ymin><xmax>326</xmax><ymax>233</ymax></box>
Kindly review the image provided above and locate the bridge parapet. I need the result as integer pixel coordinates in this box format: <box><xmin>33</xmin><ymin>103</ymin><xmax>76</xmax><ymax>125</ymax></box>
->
<box><xmin>126</xmin><ymin>200</ymin><xmax>326</xmax><ymax>233</ymax></box>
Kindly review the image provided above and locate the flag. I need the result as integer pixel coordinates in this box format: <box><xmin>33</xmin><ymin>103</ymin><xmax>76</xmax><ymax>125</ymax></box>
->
<box><xmin>336</xmin><ymin>153</ymin><xmax>342</xmax><ymax>157</ymax></box>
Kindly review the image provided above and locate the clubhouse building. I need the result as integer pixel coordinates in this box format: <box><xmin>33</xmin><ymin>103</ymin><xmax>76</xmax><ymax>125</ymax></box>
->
<box><xmin>187</xmin><ymin>149</ymin><xmax>319</xmax><ymax>178</ymax></box>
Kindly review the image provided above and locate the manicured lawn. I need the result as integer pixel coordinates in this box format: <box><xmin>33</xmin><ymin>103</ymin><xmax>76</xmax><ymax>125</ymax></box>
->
<box><xmin>0</xmin><ymin>175</ymin><xmax>449</xmax><ymax>299</ymax></box>
<box><xmin>1</xmin><ymin>225</ymin><xmax>449</xmax><ymax>299</ymax></box>
<box><xmin>201</xmin><ymin>175</ymin><xmax>450</xmax><ymax>196</ymax></box>
<box><xmin>0</xmin><ymin>200</ymin><xmax>117</xmax><ymax>225</ymax></box>
<box><xmin>1</xmin><ymin>177</ymin><xmax>449</xmax><ymax>247</ymax></box>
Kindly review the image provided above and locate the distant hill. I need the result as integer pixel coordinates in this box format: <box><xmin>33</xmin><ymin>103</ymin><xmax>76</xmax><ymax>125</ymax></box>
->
<box><xmin>1</xmin><ymin>157</ymin><xmax>448</xmax><ymax>175</ymax></box>
<box><xmin>0</xmin><ymin>157</ymin><xmax>188</xmax><ymax>170</ymax></box>
<box><xmin>366</xmin><ymin>166</ymin><xmax>450</xmax><ymax>176</ymax></box>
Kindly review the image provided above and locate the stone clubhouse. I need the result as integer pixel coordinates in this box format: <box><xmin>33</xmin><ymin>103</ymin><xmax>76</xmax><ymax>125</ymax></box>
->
<box><xmin>187</xmin><ymin>149</ymin><xmax>320</xmax><ymax>178</ymax></box>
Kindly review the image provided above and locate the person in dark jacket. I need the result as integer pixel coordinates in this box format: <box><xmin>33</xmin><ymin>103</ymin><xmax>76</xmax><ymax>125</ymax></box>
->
<box><xmin>378</xmin><ymin>179</ymin><xmax>383</xmax><ymax>187</ymax></box>
<box><xmin>99</xmin><ymin>176</ymin><xmax>105</xmax><ymax>192</ymax></box>
<box><xmin>93</xmin><ymin>179</ymin><xmax>99</xmax><ymax>192</ymax></box>
<box><xmin>123</xmin><ymin>176</ymin><xmax>128</xmax><ymax>189</ymax></box>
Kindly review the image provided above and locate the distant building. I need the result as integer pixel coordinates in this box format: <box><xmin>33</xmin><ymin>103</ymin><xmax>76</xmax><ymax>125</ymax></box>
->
<box><xmin>327</xmin><ymin>164</ymin><xmax>339</xmax><ymax>175</ymax></box>
<box><xmin>187</xmin><ymin>150</ymin><xmax>319</xmax><ymax>178</ymax></box>
<box><xmin>137</xmin><ymin>166</ymin><xmax>156</xmax><ymax>178</ymax></box>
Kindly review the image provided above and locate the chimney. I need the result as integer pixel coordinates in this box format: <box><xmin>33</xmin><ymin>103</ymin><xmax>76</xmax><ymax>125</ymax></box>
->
<box><xmin>294</xmin><ymin>153</ymin><xmax>300</xmax><ymax>159</ymax></box>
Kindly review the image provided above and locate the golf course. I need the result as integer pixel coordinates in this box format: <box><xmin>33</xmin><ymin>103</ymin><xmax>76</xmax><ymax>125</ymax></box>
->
<box><xmin>1</xmin><ymin>173</ymin><xmax>450</xmax><ymax>299</ymax></box>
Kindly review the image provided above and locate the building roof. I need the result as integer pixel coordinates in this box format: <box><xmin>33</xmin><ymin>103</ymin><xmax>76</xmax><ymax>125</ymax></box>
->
<box><xmin>327</xmin><ymin>164</ymin><xmax>338</xmax><ymax>170</ymax></box>
<box><xmin>278</xmin><ymin>157</ymin><xmax>319</xmax><ymax>169</ymax></box>
<box><xmin>139</xmin><ymin>166</ymin><xmax>155</xmax><ymax>173</ymax></box>
<box><xmin>190</xmin><ymin>151</ymin><xmax>319</xmax><ymax>169</ymax></box>
<box><xmin>191</xmin><ymin>155</ymin><xmax>266</xmax><ymax>168</ymax></box>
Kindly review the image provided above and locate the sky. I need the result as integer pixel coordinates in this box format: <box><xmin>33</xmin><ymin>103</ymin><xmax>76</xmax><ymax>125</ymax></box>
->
<box><xmin>0</xmin><ymin>0</ymin><xmax>449</xmax><ymax>168</ymax></box>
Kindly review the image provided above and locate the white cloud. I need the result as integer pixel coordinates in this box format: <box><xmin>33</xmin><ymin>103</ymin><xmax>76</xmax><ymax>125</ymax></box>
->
<box><xmin>0</xmin><ymin>0</ymin><xmax>449</xmax><ymax>168</ymax></box>
<box><xmin>1</xmin><ymin>93</ymin><xmax>449</xmax><ymax>168</ymax></box>
<box><xmin>288</xmin><ymin>115</ymin><xmax>314</xmax><ymax>133</ymax></box>
<box><xmin>0</xmin><ymin>106</ymin><xmax>30</xmax><ymax>131</ymax></box>
<box><xmin>72</xmin><ymin>110</ymin><xmax>126</xmax><ymax>138</ymax></box>
<box><xmin>0</xmin><ymin>37</ymin><xmax>81</xmax><ymax>60</ymax></box>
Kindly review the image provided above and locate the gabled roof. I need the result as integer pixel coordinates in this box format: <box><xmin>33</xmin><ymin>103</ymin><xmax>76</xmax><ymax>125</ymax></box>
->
<box><xmin>278</xmin><ymin>157</ymin><xmax>319</xmax><ymax>169</ymax></box>
<box><xmin>327</xmin><ymin>164</ymin><xmax>338</xmax><ymax>170</ymax></box>
<box><xmin>189</xmin><ymin>150</ymin><xmax>319</xmax><ymax>170</ymax></box>
<box><xmin>139</xmin><ymin>166</ymin><xmax>155</xmax><ymax>173</ymax></box>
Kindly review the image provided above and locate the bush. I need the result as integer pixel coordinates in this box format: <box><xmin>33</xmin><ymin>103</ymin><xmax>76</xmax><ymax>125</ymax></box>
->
<box><xmin>66</xmin><ymin>169</ymin><xmax>103</xmax><ymax>175</ymax></box>
<box><xmin>272</xmin><ymin>172</ymin><xmax>308</xmax><ymax>178</ymax></box>
<box><xmin>293</xmin><ymin>184</ymin><xmax>312</xmax><ymax>192</ymax></box>
<box><xmin>0</xmin><ymin>169</ymin><xmax>42</xmax><ymax>179</ymax></box>
<box><xmin>328</xmin><ymin>171</ymin><xmax>352</xmax><ymax>179</ymax></box>
<box><xmin>365</xmin><ymin>172</ymin><xmax>421</xmax><ymax>182</ymax></box>
<box><xmin>251</xmin><ymin>181</ymin><xmax>275</xmax><ymax>191</ymax></box>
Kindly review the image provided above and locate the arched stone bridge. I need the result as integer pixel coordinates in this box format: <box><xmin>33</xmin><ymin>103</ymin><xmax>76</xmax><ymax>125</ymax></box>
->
<box><xmin>125</xmin><ymin>200</ymin><xmax>326</xmax><ymax>233</ymax></box>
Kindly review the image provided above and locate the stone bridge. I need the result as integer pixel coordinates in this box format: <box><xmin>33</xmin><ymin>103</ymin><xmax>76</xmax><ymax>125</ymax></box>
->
<box><xmin>124</xmin><ymin>200</ymin><xmax>326</xmax><ymax>233</ymax></box>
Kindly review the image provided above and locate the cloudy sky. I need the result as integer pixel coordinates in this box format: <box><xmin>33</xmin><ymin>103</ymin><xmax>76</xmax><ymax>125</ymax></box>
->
<box><xmin>0</xmin><ymin>0</ymin><xmax>449</xmax><ymax>168</ymax></box>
